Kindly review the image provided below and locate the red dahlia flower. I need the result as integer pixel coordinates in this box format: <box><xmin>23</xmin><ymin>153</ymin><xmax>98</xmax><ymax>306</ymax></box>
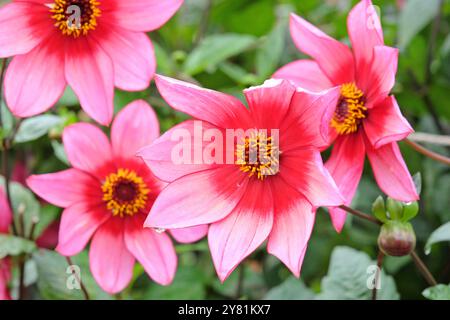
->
<box><xmin>0</xmin><ymin>0</ymin><xmax>183</xmax><ymax>125</ymax></box>
<box><xmin>274</xmin><ymin>0</ymin><xmax>419</xmax><ymax>231</ymax></box>
<box><xmin>139</xmin><ymin>75</ymin><xmax>345</xmax><ymax>281</ymax></box>
<box><xmin>27</xmin><ymin>100</ymin><xmax>207</xmax><ymax>293</ymax></box>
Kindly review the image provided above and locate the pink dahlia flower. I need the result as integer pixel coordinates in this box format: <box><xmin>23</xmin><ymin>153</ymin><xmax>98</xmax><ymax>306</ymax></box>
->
<box><xmin>27</xmin><ymin>100</ymin><xmax>207</xmax><ymax>293</ymax></box>
<box><xmin>0</xmin><ymin>0</ymin><xmax>183</xmax><ymax>125</ymax></box>
<box><xmin>139</xmin><ymin>75</ymin><xmax>344</xmax><ymax>281</ymax></box>
<box><xmin>273</xmin><ymin>0</ymin><xmax>419</xmax><ymax>232</ymax></box>
<box><xmin>0</xmin><ymin>187</ymin><xmax>12</xmax><ymax>300</ymax></box>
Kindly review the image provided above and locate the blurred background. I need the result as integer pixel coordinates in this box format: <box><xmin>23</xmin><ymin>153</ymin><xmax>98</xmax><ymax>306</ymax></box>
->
<box><xmin>1</xmin><ymin>0</ymin><xmax>449</xmax><ymax>300</ymax></box>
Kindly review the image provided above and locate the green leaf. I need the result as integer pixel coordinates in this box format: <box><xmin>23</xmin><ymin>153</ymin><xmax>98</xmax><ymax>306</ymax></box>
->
<box><xmin>264</xmin><ymin>277</ymin><xmax>315</xmax><ymax>300</ymax></box>
<box><xmin>317</xmin><ymin>246</ymin><xmax>399</xmax><ymax>300</ymax></box>
<box><xmin>33</xmin><ymin>249</ymin><xmax>111</xmax><ymax>300</ymax></box>
<box><xmin>398</xmin><ymin>0</ymin><xmax>441</xmax><ymax>50</ymax></box>
<box><xmin>15</xmin><ymin>115</ymin><xmax>63</xmax><ymax>143</ymax></box>
<box><xmin>51</xmin><ymin>140</ymin><xmax>69</xmax><ymax>165</ymax></box>
<box><xmin>183</xmin><ymin>33</ymin><xmax>257</xmax><ymax>75</ymax></box>
<box><xmin>413</xmin><ymin>172</ymin><xmax>422</xmax><ymax>195</ymax></box>
<box><xmin>0</xmin><ymin>234</ymin><xmax>36</xmax><ymax>259</ymax></box>
<box><xmin>219</xmin><ymin>62</ymin><xmax>258</xmax><ymax>86</ymax></box>
<box><xmin>1</xmin><ymin>101</ymin><xmax>14</xmax><ymax>138</ymax></box>
<box><xmin>256</xmin><ymin>22</ymin><xmax>286</xmax><ymax>81</ymax></box>
<box><xmin>372</xmin><ymin>196</ymin><xmax>387</xmax><ymax>222</ymax></box>
<box><xmin>425</xmin><ymin>222</ymin><xmax>450</xmax><ymax>255</ymax></box>
<box><xmin>422</xmin><ymin>284</ymin><xmax>450</xmax><ymax>300</ymax></box>
<box><xmin>56</xmin><ymin>87</ymin><xmax>78</xmax><ymax>107</ymax></box>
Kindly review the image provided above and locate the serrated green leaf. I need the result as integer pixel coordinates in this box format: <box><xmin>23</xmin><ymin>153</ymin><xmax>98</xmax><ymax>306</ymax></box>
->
<box><xmin>15</xmin><ymin>115</ymin><xmax>63</xmax><ymax>143</ymax></box>
<box><xmin>422</xmin><ymin>284</ymin><xmax>450</xmax><ymax>300</ymax></box>
<box><xmin>0</xmin><ymin>234</ymin><xmax>36</xmax><ymax>259</ymax></box>
<box><xmin>425</xmin><ymin>222</ymin><xmax>450</xmax><ymax>255</ymax></box>
<box><xmin>256</xmin><ymin>22</ymin><xmax>286</xmax><ymax>80</ymax></box>
<box><xmin>264</xmin><ymin>277</ymin><xmax>314</xmax><ymax>300</ymax></box>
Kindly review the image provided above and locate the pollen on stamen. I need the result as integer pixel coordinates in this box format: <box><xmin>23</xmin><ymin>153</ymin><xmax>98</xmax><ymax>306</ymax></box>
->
<box><xmin>331</xmin><ymin>82</ymin><xmax>367</xmax><ymax>135</ymax></box>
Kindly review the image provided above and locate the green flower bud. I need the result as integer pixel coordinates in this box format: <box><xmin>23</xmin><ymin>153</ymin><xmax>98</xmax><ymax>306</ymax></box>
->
<box><xmin>378</xmin><ymin>221</ymin><xmax>416</xmax><ymax>257</ymax></box>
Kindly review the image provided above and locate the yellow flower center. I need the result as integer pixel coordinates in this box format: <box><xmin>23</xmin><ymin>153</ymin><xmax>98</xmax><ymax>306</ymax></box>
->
<box><xmin>331</xmin><ymin>83</ymin><xmax>367</xmax><ymax>135</ymax></box>
<box><xmin>235</xmin><ymin>131</ymin><xmax>280</xmax><ymax>180</ymax></box>
<box><xmin>102</xmin><ymin>169</ymin><xmax>150</xmax><ymax>217</ymax></box>
<box><xmin>50</xmin><ymin>0</ymin><xmax>101</xmax><ymax>38</ymax></box>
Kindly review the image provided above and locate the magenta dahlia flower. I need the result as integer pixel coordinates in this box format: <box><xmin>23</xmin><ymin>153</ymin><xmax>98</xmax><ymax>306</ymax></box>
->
<box><xmin>0</xmin><ymin>0</ymin><xmax>183</xmax><ymax>125</ymax></box>
<box><xmin>0</xmin><ymin>187</ymin><xmax>12</xmax><ymax>300</ymax></box>
<box><xmin>27</xmin><ymin>100</ymin><xmax>207</xmax><ymax>293</ymax></box>
<box><xmin>139</xmin><ymin>75</ymin><xmax>344</xmax><ymax>281</ymax></box>
<box><xmin>273</xmin><ymin>0</ymin><xmax>419</xmax><ymax>232</ymax></box>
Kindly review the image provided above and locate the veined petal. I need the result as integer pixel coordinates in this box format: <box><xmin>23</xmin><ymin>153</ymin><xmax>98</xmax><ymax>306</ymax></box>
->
<box><xmin>267</xmin><ymin>178</ymin><xmax>315</xmax><ymax>277</ymax></box>
<box><xmin>89</xmin><ymin>218</ymin><xmax>135</xmax><ymax>294</ymax></box>
<box><xmin>111</xmin><ymin>100</ymin><xmax>160</xmax><ymax>159</ymax></box>
<box><xmin>366</xmin><ymin>141</ymin><xmax>419</xmax><ymax>202</ymax></box>
<box><xmin>364</xmin><ymin>96</ymin><xmax>413</xmax><ymax>148</ymax></box>
<box><xmin>208</xmin><ymin>180</ymin><xmax>274</xmax><ymax>282</ymax></box>
<box><xmin>145</xmin><ymin>166</ymin><xmax>248</xmax><ymax>229</ymax></box>
<box><xmin>290</xmin><ymin>13</ymin><xmax>355</xmax><ymax>84</ymax></box>
<box><xmin>169</xmin><ymin>225</ymin><xmax>208</xmax><ymax>244</ymax></box>
<box><xmin>273</xmin><ymin>60</ymin><xmax>333</xmax><ymax>92</ymax></box>
<box><xmin>125</xmin><ymin>215</ymin><xmax>177</xmax><ymax>286</ymax></box>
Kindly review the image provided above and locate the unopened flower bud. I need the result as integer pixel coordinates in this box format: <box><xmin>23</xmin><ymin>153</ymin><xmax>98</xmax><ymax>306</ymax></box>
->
<box><xmin>378</xmin><ymin>221</ymin><xmax>416</xmax><ymax>257</ymax></box>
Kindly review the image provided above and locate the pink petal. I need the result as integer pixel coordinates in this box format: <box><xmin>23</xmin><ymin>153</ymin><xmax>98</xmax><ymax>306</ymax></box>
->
<box><xmin>364</xmin><ymin>96</ymin><xmax>413</xmax><ymax>149</ymax></box>
<box><xmin>94</xmin><ymin>24</ymin><xmax>155</xmax><ymax>91</ymax></box>
<box><xmin>281</xmin><ymin>86</ymin><xmax>341</xmax><ymax>150</ymax></box>
<box><xmin>170</xmin><ymin>225</ymin><xmax>208</xmax><ymax>244</ymax></box>
<box><xmin>104</xmin><ymin>0</ymin><xmax>183</xmax><ymax>32</ymax></box>
<box><xmin>89</xmin><ymin>218</ymin><xmax>135</xmax><ymax>294</ymax></box>
<box><xmin>125</xmin><ymin>215</ymin><xmax>177</xmax><ymax>286</ymax></box>
<box><xmin>4</xmin><ymin>37</ymin><xmax>66</xmax><ymax>117</ymax></box>
<box><xmin>65</xmin><ymin>38</ymin><xmax>114</xmax><ymax>126</ymax></box>
<box><xmin>243</xmin><ymin>79</ymin><xmax>296</xmax><ymax>128</ymax></box>
<box><xmin>145</xmin><ymin>166</ymin><xmax>248</xmax><ymax>229</ymax></box>
<box><xmin>357</xmin><ymin>45</ymin><xmax>398</xmax><ymax>108</ymax></box>
<box><xmin>208</xmin><ymin>180</ymin><xmax>274</xmax><ymax>282</ymax></box>
<box><xmin>137</xmin><ymin>120</ymin><xmax>225</xmax><ymax>182</ymax></box>
<box><xmin>290</xmin><ymin>13</ymin><xmax>355</xmax><ymax>84</ymax></box>
<box><xmin>27</xmin><ymin>169</ymin><xmax>102</xmax><ymax>208</ymax></box>
<box><xmin>56</xmin><ymin>203</ymin><xmax>109</xmax><ymax>256</ymax></box>
<box><xmin>0</xmin><ymin>2</ymin><xmax>54</xmax><ymax>57</ymax></box>
<box><xmin>280</xmin><ymin>149</ymin><xmax>344</xmax><ymax>208</ymax></box>
<box><xmin>35</xmin><ymin>220</ymin><xmax>59</xmax><ymax>249</ymax></box>
<box><xmin>111</xmin><ymin>100</ymin><xmax>160</xmax><ymax>159</ymax></box>
<box><xmin>325</xmin><ymin>133</ymin><xmax>366</xmax><ymax>232</ymax></box>
<box><xmin>347</xmin><ymin>0</ymin><xmax>384</xmax><ymax>71</ymax></box>
<box><xmin>62</xmin><ymin>123</ymin><xmax>114</xmax><ymax>179</ymax></box>
<box><xmin>155</xmin><ymin>74</ymin><xmax>251</xmax><ymax>129</ymax></box>
<box><xmin>366</xmin><ymin>141</ymin><xmax>419</xmax><ymax>202</ymax></box>
<box><xmin>273</xmin><ymin>59</ymin><xmax>333</xmax><ymax>91</ymax></box>
<box><xmin>267</xmin><ymin>178</ymin><xmax>315</xmax><ymax>277</ymax></box>
<box><xmin>0</xmin><ymin>258</ymin><xmax>11</xmax><ymax>300</ymax></box>
<box><xmin>0</xmin><ymin>188</ymin><xmax>12</xmax><ymax>233</ymax></box>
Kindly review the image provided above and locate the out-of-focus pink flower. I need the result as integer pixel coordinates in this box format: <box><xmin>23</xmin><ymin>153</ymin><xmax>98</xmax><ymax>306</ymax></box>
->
<box><xmin>273</xmin><ymin>0</ymin><xmax>418</xmax><ymax>232</ymax></box>
<box><xmin>28</xmin><ymin>100</ymin><xmax>207</xmax><ymax>294</ymax></box>
<box><xmin>0</xmin><ymin>187</ymin><xmax>12</xmax><ymax>300</ymax></box>
<box><xmin>0</xmin><ymin>0</ymin><xmax>184</xmax><ymax>125</ymax></box>
<box><xmin>139</xmin><ymin>75</ymin><xmax>344</xmax><ymax>282</ymax></box>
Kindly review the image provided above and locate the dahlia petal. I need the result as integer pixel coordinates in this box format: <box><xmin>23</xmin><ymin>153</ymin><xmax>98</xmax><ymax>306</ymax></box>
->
<box><xmin>62</xmin><ymin>123</ymin><xmax>114</xmax><ymax>179</ymax></box>
<box><xmin>281</xmin><ymin>86</ymin><xmax>341</xmax><ymax>150</ymax></box>
<box><xmin>290</xmin><ymin>13</ymin><xmax>355</xmax><ymax>84</ymax></box>
<box><xmin>364</xmin><ymin>96</ymin><xmax>413</xmax><ymax>149</ymax></box>
<box><xmin>125</xmin><ymin>216</ymin><xmax>177</xmax><ymax>286</ymax></box>
<box><xmin>137</xmin><ymin>120</ymin><xmax>224</xmax><ymax>182</ymax></box>
<box><xmin>267</xmin><ymin>179</ymin><xmax>315</xmax><ymax>277</ymax></box>
<box><xmin>169</xmin><ymin>225</ymin><xmax>208</xmax><ymax>244</ymax></box>
<box><xmin>280</xmin><ymin>149</ymin><xmax>344</xmax><ymax>208</ymax></box>
<box><xmin>0</xmin><ymin>2</ymin><xmax>54</xmax><ymax>57</ymax></box>
<box><xmin>105</xmin><ymin>0</ymin><xmax>183</xmax><ymax>32</ymax></box>
<box><xmin>325</xmin><ymin>133</ymin><xmax>366</xmax><ymax>232</ymax></box>
<box><xmin>358</xmin><ymin>45</ymin><xmax>398</xmax><ymax>108</ymax></box>
<box><xmin>155</xmin><ymin>75</ymin><xmax>251</xmax><ymax>129</ymax></box>
<box><xmin>27</xmin><ymin>169</ymin><xmax>102</xmax><ymax>208</ymax></box>
<box><xmin>273</xmin><ymin>60</ymin><xmax>333</xmax><ymax>92</ymax></box>
<box><xmin>347</xmin><ymin>0</ymin><xmax>384</xmax><ymax>70</ymax></box>
<box><xmin>111</xmin><ymin>100</ymin><xmax>159</xmax><ymax>159</ymax></box>
<box><xmin>243</xmin><ymin>79</ymin><xmax>296</xmax><ymax>128</ymax></box>
<box><xmin>65</xmin><ymin>38</ymin><xmax>114</xmax><ymax>126</ymax></box>
<box><xmin>56</xmin><ymin>203</ymin><xmax>109</xmax><ymax>256</ymax></box>
<box><xmin>145</xmin><ymin>167</ymin><xmax>248</xmax><ymax>229</ymax></box>
<box><xmin>94</xmin><ymin>24</ymin><xmax>155</xmax><ymax>91</ymax></box>
<box><xmin>208</xmin><ymin>181</ymin><xmax>274</xmax><ymax>282</ymax></box>
<box><xmin>4</xmin><ymin>37</ymin><xmax>66</xmax><ymax>117</ymax></box>
<box><xmin>367</xmin><ymin>142</ymin><xmax>419</xmax><ymax>202</ymax></box>
<box><xmin>0</xmin><ymin>188</ymin><xmax>12</xmax><ymax>233</ymax></box>
<box><xmin>89</xmin><ymin>218</ymin><xmax>135</xmax><ymax>294</ymax></box>
<box><xmin>0</xmin><ymin>258</ymin><xmax>11</xmax><ymax>300</ymax></box>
